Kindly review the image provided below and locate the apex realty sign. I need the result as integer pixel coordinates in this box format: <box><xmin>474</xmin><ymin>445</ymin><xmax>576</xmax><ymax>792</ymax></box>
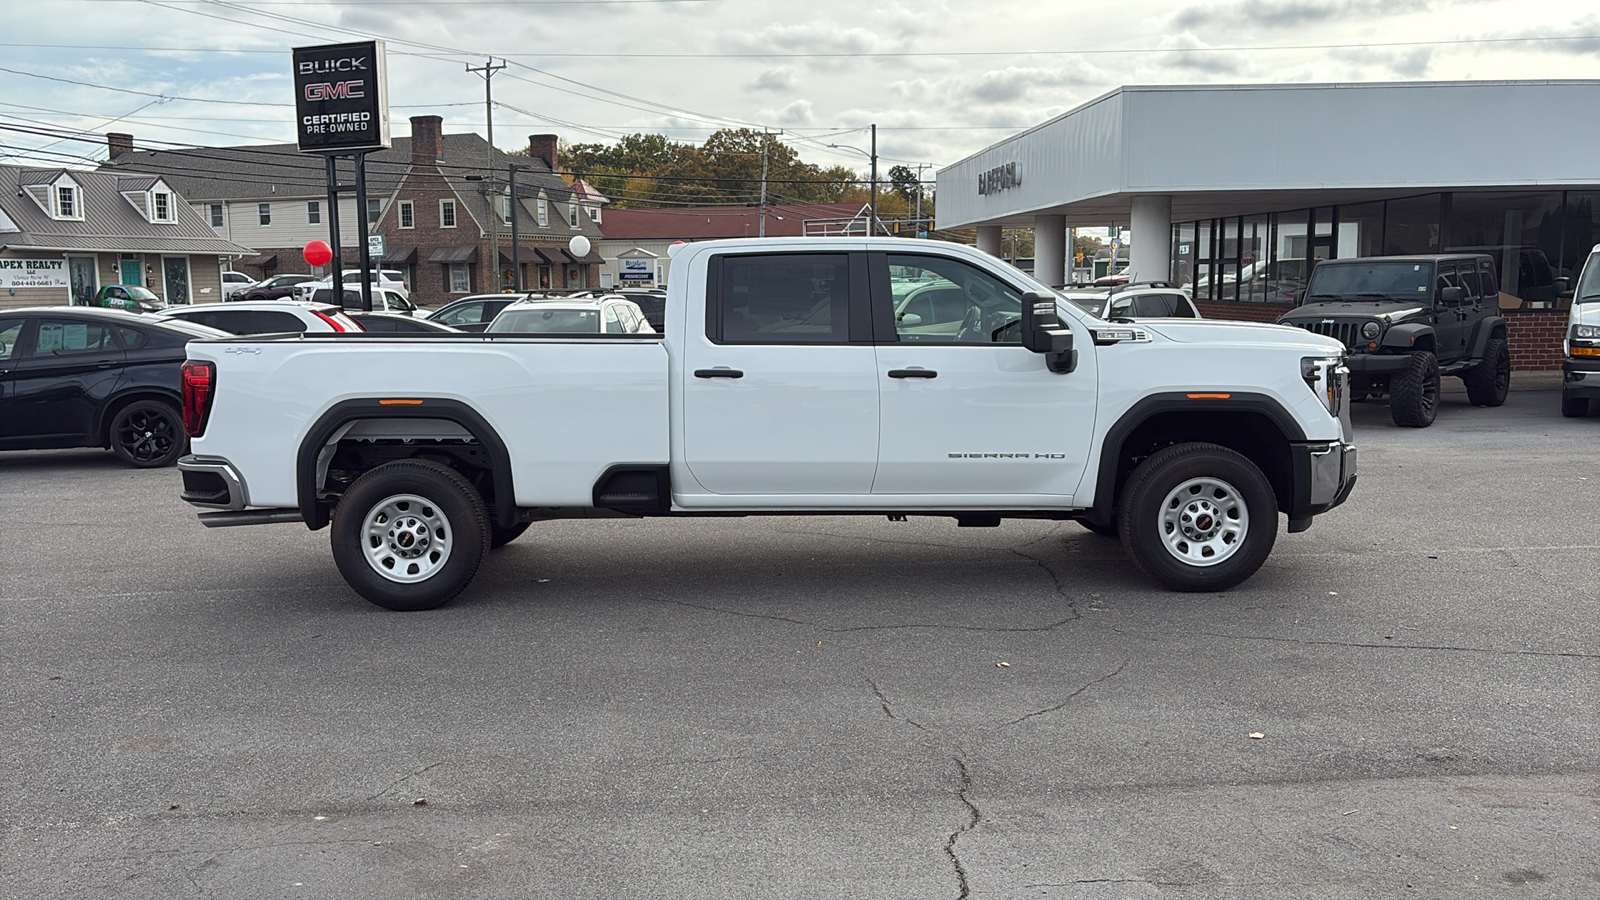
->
<box><xmin>0</xmin><ymin>258</ymin><xmax>69</xmax><ymax>289</ymax></box>
<box><xmin>293</xmin><ymin>41</ymin><xmax>390</xmax><ymax>153</ymax></box>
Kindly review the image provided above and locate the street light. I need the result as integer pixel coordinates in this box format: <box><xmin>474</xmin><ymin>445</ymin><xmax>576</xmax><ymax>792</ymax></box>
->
<box><xmin>826</xmin><ymin>124</ymin><xmax>877</xmax><ymax>236</ymax></box>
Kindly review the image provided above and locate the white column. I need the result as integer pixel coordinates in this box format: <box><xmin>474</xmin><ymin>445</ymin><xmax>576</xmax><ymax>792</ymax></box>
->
<box><xmin>976</xmin><ymin>225</ymin><xmax>1002</xmax><ymax>257</ymax></box>
<box><xmin>1129</xmin><ymin>195</ymin><xmax>1173</xmax><ymax>284</ymax></box>
<box><xmin>1034</xmin><ymin>215</ymin><xmax>1066</xmax><ymax>287</ymax></box>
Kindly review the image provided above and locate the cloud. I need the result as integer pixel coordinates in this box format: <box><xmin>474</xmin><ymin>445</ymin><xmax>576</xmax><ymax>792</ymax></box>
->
<box><xmin>889</xmin><ymin>63</ymin><xmax>1105</xmax><ymax>108</ymax></box>
<box><xmin>753</xmin><ymin>67</ymin><xmax>797</xmax><ymax>92</ymax></box>
<box><xmin>1170</xmin><ymin>0</ymin><xmax>1432</xmax><ymax>32</ymax></box>
<box><xmin>769</xmin><ymin>100</ymin><xmax>815</xmax><ymax>126</ymax></box>
<box><xmin>1153</xmin><ymin>32</ymin><xmax>1247</xmax><ymax>75</ymax></box>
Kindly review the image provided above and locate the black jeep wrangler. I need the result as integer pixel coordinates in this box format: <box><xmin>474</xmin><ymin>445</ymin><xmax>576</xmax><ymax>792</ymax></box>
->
<box><xmin>1276</xmin><ymin>254</ymin><xmax>1510</xmax><ymax>427</ymax></box>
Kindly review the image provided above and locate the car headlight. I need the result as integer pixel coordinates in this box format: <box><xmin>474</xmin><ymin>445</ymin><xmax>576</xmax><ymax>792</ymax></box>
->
<box><xmin>1361</xmin><ymin>321</ymin><xmax>1381</xmax><ymax>340</ymax></box>
<box><xmin>1301</xmin><ymin>356</ymin><xmax>1346</xmax><ymax>415</ymax></box>
<box><xmin>1573</xmin><ymin>324</ymin><xmax>1600</xmax><ymax>340</ymax></box>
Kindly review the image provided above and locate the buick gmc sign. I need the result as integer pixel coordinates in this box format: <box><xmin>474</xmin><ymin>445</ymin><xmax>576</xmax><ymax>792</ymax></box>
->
<box><xmin>293</xmin><ymin>41</ymin><xmax>390</xmax><ymax>153</ymax></box>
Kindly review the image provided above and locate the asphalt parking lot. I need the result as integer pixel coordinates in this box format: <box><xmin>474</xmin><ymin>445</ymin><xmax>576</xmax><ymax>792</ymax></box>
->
<box><xmin>3</xmin><ymin>381</ymin><xmax>1598</xmax><ymax>899</ymax></box>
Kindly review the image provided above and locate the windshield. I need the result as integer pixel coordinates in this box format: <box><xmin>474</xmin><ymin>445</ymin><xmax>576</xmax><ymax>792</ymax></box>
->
<box><xmin>1304</xmin><ymin>261</ymin><xmax>1432</xmax><ymax>302</ymax></box>
<box><xmin>1061</xmin><ymin>296</ymin><xmax>1106</xmax><ymax>316</ymax></box>
<box><xmin>489</xmin><ymin>308</ymin><xmax>601</xmax><ymax>333</ymax></box>
<box><xmin>126</xmin><ymin>286</ymin><xmax>160</xmax><ymax>302</ymax></box>
<box><xmin>1576</xmin><ymin>251</ymin><xmax>1600</xmax><ymax>304</ymax></box>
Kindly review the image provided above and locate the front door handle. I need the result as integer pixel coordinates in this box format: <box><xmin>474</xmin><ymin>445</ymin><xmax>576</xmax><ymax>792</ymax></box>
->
<box><xmin>96</xmin><ymin>360</ymin><xmax>118</xmax><ymax>369</ymax></box>
<box><xmin>888</xmin><ymin>368</ymin><xmax>938</xmax><ymax>379</ymax></box>
<box><xmin>694</xmin><ymin>368</ymin><xmax>744</xmax><ymax>379</ymax></box>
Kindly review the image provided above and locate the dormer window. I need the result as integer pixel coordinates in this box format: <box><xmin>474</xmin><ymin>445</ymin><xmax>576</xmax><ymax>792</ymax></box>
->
<box><xmin>53</xmin><ymin>182</ymin><xmax>82</xmax><ymax>220</ymax></box>
<box><xmin>151</xmin><ymin>190</ymin><xmax>172</xmax><ymax>222</ymax></box>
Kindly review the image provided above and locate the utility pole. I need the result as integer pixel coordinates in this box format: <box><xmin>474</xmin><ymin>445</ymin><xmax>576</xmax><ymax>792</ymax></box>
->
<box><xmin>914</xmin><ymin>162</ymin><xmax>929</xmax><ymax>238</ymax></box>
<box><xmin>868</xmin><ymin>123</ymin><xmax>878</xmax><ymax>237</ymax></box>
<box><xmin>467</xmin><ymin>57</ymin><xmax>506</xmax><ymax>289</ymax></box>
<box><xmin>758</xmin><ymin>128</ymin><xmax>782</xmax><ymax>238</ymax></box>
<box><xmin>509</xmin><ymin>163</ymin><xmax>523</xmax><ymax>291</ymax></box>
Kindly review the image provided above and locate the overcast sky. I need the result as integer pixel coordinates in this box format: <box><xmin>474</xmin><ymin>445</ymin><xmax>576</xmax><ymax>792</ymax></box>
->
<box><xmin>1</xmin><ymin>0</ymin><xmax>1596</xmax><ymax>179</ymax></box>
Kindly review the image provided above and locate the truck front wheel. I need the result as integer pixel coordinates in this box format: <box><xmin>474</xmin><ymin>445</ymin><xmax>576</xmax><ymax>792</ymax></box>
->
<box><xmin>1118</xmin><ymin>443</ymin><xmax>1277</xmax><ymax>592</ymax></box>
<box><xmin>331</xmin><ymin>459</ymin><xmax>491</xmax><ymax>611</ymax></box>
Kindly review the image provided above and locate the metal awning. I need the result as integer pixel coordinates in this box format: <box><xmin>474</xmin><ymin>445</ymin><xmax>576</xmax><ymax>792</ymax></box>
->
<box><xmin>537</xmin><ymin>248</ymin><xmax>573</xmax><ymax>265</ymax></box>
<box><xmin>569</xmin><ymin>248</ymin><xmax>604</xmax><ymax>265</ymax></box>
<box><xmin>427</xmin><ymin>245</ymin><xmax>478</xmax><ymax>263</ymax></box>
<box><xmin>383</xmin><ymin>245</ymin><xmax>417</xmax><ymax>265</ymax></box>
<box><xmin>243</xmin><ymin>254</ymin><xmax>276</xmax><ymax>267</ymax></box>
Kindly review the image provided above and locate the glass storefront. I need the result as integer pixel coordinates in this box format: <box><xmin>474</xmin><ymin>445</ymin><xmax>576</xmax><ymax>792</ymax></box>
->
<box><xmin>1175</xmin><ymin>190</ymin><xmax>1600</xmax><ymax>310</ymax></box>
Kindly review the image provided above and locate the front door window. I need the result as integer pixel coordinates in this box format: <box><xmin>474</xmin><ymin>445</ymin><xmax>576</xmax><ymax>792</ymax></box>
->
<box><xmin>68</xmin><ymin>257</ymin><xmax>97</xmax><ymax>306</ymax></box>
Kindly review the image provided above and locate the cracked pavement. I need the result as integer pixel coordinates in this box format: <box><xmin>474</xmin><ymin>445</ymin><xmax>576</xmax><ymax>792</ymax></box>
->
<box><xmin>3</xmin><ymin>389</ymin><xmax>1598</xmax><ymax>898</ymax></box>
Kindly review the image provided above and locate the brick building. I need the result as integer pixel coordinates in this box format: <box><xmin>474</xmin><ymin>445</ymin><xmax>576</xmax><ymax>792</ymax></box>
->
<box><xmin>98</xmin><ymin>116</ymin><xmax>604</xmax><ymax>304</ymax></box>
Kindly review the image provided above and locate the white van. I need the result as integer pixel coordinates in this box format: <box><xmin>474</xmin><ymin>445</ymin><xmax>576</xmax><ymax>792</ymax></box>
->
<box><xmin>1561</xmin><ymin>244</ymin><xmax>1600</xmax><ymax>416</ymax></box>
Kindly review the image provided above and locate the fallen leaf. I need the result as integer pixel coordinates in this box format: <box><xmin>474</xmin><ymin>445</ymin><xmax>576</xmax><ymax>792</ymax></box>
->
<box><xmin>412</xmin><ymin>798</ymin><xmax>428</xmax><ymax>806</ymax></box>
<box><xmin>168</xmin><ymin>804</ymin><xmax>180</xmax><ymax>810</ymax></box>
<box><xmin>996</xmin><ymin>661</ymin><xmax>1011</xmax><ymax>668</ymax></box>
<box><xmin>1248</xmin><ymin>732</ymin><xmax>1265</xmax><ymax>740</ymax></box>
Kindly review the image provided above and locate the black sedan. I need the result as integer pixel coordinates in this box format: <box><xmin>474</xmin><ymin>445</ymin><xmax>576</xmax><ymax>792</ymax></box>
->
<box><xmin>425</xmin><ymin>294</ymin><xmax>523</xmax><ymax>333</ymax></box>
<box><xmin>0</xmin><ymin>307</ymin><xmax>225</xmax><ymax>467</ymax></box>
<box><xmin>346</xmin><ymin>312</ymin><xmax>462</xmax><ymax>333</ymax></box>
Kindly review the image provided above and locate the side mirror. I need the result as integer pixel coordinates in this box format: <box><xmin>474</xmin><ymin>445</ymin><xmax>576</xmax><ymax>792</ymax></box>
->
<box><xmin>1020</xmin><ymin>290</ymin><xmax>1076</xmax><ymax>374</ymax></box>
<box><xmin>1440</xmin><ymin>286</ymin><xmax>1465</xmax><ymax>305</ymax></box>
<box><xmin>898</xmin><ymin>312</ymin><xmax>923</xmax><ymax>327</ymax></box>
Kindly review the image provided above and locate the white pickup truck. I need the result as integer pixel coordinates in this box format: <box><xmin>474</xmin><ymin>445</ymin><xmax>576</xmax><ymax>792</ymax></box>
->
<box><xmin>176</xmin><ymin>238</ymin><xmax>1357</xmax><ymax>610</ymax></box>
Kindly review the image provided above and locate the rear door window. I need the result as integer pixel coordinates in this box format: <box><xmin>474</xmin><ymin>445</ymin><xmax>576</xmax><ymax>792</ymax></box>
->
<box><xmin>252</xmin><ymin>310</ymin><xmax>308</xmax><ymax>333</ymax></box>
<box><xmin>714</xmin><ymin>254</ymin><xmax>852</xmax><ymax>344</ymax></box>
<box><xmin>35</xmin><ymin>319</ymin><xmax>118</xmax><ymax>355</ymax></box>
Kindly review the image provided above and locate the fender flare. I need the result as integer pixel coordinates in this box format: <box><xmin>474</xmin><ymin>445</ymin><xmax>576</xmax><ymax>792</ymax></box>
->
<box><xmin>1465</xmin><ymin>314</ymin><xmax>1508</xmax><ymax>359</ymax></box>
<box><xmin>1380</xmin><ymin>322</ymin><xmax>1434</xmax><ymax>351</ymax></box>
<box><xmin>296</xmin><ymin>398</ymin><xmax>516</xmax><ymax>530</ymax></box>
<box><xmin>1088</xmin><ymin>392</ymin><xmax>1307</xmax><ymax>526</ymax></box>
<box><xmin>96</xmin><ymin>387</ymin><xmax>182</xmax><ymax>443</ymax></box>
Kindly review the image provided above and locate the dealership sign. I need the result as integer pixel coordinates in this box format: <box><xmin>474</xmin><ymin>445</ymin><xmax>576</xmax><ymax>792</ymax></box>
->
<box><xmin>292</xmin><ymin>41</ymin><xmax>391</xmax><ymax>153</ymax></box>
<box><xmin>977</xmin><ymin>161</ymin><xmax>1021</xmax><ymax>196</ymax></box>
<box><xmin>0</xmin><ymin>258</ymin><xmax>69</xmax><ymax>288</ymax></box>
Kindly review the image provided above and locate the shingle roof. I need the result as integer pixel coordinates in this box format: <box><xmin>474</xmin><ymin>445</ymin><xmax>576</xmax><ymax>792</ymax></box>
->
<box><xmin>599</xmin><ymin>202</ymin><xmax>869</xmax><ymax>240</ymax></box>
<box><xmin>0</xmin><ymin>164</ymin><xmax>255</xmax><ymax>256</ymax></box>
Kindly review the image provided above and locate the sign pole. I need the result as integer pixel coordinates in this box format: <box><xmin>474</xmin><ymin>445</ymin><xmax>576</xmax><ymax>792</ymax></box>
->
<box><xmin>354</xmin><ymin>150</ymin><xmax>373</xmax><ymax>312</ymax></box>
<box><xmin>326</xmin><ymin>155</ymin><xmax>344</xmax><ymax>307</ymax></box>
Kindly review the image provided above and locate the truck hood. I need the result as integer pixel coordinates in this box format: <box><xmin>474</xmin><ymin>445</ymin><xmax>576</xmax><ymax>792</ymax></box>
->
<box><xmin>1139</xmin><ymin>319</ymin><xmax>1344</xmax><ymax>354</ymax></box>
<box><xmin>1279</xmin><ymin>300</ymin><xmax>1426</xmax><ymax>323</ymax></box>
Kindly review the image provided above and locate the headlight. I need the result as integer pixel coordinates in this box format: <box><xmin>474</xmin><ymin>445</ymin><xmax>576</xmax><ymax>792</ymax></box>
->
<box><xmin>1361</xmin><ymin>321</ymin><xmax>1381</xmax><ymax>340</ymax></box>
<box><xmin>1301</xmin><ymin>356</ymin><xmax>1346</xmax><ymax>415</ymax></box>
<box><xmin>1573</xmin><ymin>324</ymin><xmax>1600</xmax><ymax>340</ymax></box>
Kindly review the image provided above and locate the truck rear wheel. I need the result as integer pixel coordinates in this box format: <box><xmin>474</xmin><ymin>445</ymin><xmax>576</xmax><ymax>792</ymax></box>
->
<box><xmin>331</xmin><ymin>459</ymin><xmax>491</xmax><ymax>611</ymax></box>
<box><xmin>1462</xmin><ymin>337</ymin><xmax>1510</xmax><ymax>407</ymax></box>
<box><xmin>1118</xmin><ymin>443</ymin><xmax>1277</xmax><ymax>592</ymax></box>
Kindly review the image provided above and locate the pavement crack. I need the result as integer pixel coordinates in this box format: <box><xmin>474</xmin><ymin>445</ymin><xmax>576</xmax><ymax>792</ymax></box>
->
<box><xmin>1174</xmin><ymin>630</ymin><xmax>1600</xmax><ymax>661</ymax></box>
<box><xmin>1000</xmin><ymin>659</ymin><xmax>1129</xmax><ymax>728</ymax></box>
<box><xmin>647</xmin><ymin>597</ymin><xmax>1076</xmax><ymax>634</ymax></box>
<box><xmin>365</xmin><ymin>761</ymin><xmax>445</xmax><ymax>802</ymax></box>
<box><xmin>945</xmin><ymin>758</ymin><xmax>980</xmax><ymax>900</ymax></box>
<box><xmin>864</xmin><ymin>676</ymin><xmax>928</xmax><ymax>732</ymax></box>
<box><xmin>645</xmin><ymin>597</ymin><xmax>814</xmax><ymax>627</ymax></box>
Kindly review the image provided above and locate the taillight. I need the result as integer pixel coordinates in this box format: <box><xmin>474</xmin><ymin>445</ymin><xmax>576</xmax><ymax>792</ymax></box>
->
<box><xmin>180</xmin><ymin>360</ymin><xmax>215</xmax><ymax>437</ymax></box>
<box><xmin>312</xmin><ymin>310</ymin><xmax>352</xmax><ymax>332</ymax></box>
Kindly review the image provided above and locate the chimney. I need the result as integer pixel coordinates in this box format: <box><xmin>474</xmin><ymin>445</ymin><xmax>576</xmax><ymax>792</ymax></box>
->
<box><xmin>410</xmin><ymin>115</ymin><xmax>443</xmax><ymax>166</ymax></box>
<box><xmin>107</xmin><ymin>132</ymin><xmax>133</xmax><ymax>159</ymax></box>
<box><xmin>528</xmin><ymin>134</ymin><xmax>559</xmax><ymax>172</ymax></box>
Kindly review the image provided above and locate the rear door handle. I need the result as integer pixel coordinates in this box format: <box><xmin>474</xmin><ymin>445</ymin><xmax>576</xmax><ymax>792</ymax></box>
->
<box><xmin>888</xmin><ymin>368</ymin><xmax>937</xmax><ymax>379</ymax></box>
<box><xmin>694</xmin><ymin>368</ymin><xmax>744</xmax><ymax>379</ymax></box>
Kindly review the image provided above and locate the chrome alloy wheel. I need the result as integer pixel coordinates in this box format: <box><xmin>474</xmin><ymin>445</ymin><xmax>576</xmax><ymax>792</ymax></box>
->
<box><xmin>1159</xmin><ymin>476</ymin><xmax>1248</xmax><ymax>567</ymax></box>
<box><xmin>361</xmin><ymin>493</ymin><xmax>453</xmax><ymax>583</ymax></box>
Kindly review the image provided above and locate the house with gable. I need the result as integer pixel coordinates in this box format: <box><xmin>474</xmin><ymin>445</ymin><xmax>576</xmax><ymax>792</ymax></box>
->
<box><xmin>0</xmin><ymin>163</ymin><xmax>253</xmax><ymax>310</ymax></box>
<box><xmin>100</xmin><ymin>116</ymin><xmax>605</xmax><ymax>302</ymax></box>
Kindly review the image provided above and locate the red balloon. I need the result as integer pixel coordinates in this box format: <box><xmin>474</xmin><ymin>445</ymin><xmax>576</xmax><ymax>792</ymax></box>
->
<box><xmin>303</xmin><ymin>240</ymin><xmax>333</xmax><ymax>268</ymax></box>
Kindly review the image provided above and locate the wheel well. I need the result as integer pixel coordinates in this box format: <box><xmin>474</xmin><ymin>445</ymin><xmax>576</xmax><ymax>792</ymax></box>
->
<box><xmin>99</xmin><ymin>391</ymin><xmax>180</xmax><ymax>447</ymax></box>
<box><xmin>1411</xmin><ymin>334</ymin><xmax>1435</xmax><ymax>354</ymax></box>
<box><xmin>297</xmin><ymin>402</ymin><xmax>516</xmax><ymax>530</ymax></box>
<box><xmin>1102</xmin><ymin>410</ymin><xmax>1295</xmax><ymax>518</ymax></box>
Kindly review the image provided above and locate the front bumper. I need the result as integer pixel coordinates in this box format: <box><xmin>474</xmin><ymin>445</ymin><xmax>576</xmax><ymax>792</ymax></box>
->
<box><xmin>1286</xmin><ymin>440</ymin><xmax>1358</xmax><ymax>532</ymax></box>
<box><xmin>1342</xmin><ymin>352</ymin><xmax>1413</xmax><ymax>377</ymax></box>
<box><xmin>1562</xmin><ymin>358</ymin><xmax>1600</xmax><ymax>399</ymax></box>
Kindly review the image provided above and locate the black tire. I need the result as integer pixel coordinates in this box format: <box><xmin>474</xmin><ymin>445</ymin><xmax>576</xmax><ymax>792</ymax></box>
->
<box><xmin>1462</xmin><ymin>336</ymin><xmax>1510</xmax><ymax>407</ymax></box>
<box><xmin>1076</xmin><ymin>518</ymin><xmax>1118</xmax><ymax>537</ymax></box>
<box><xmin>330</xmin><ymin>459</ymin><xmax>491</xmax><ymax>611</ymax></box>
<box><xmin>490</xmin><ymin>521</ymin><xmax>531</xmax><ymax>549</ymax></box>
<box><xmin>108</xmin><ymin>400</ymin><xmax>186</xmax><ymax>468</ymax></box>
<box><xmin>1561</xmin><ymin>392</ymin><xmax>1590</xmax><ymax>418</ymax></box>
<box><xmin>1118</xmin><ymin>442</ymin><xmax>1277</xmax><ymax>592</ymax></box>
<box><xmin>1389</xmin><ymin>350</ymin><xmax>1440</xmax><ymax>427</ymax></box>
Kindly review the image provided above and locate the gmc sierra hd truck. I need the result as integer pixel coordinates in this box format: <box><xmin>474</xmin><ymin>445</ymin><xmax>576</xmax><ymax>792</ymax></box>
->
<box><xmin>176</xmin><ymin>238</ymin><xmax>1357</xmax><ymax>610</ymax></box>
